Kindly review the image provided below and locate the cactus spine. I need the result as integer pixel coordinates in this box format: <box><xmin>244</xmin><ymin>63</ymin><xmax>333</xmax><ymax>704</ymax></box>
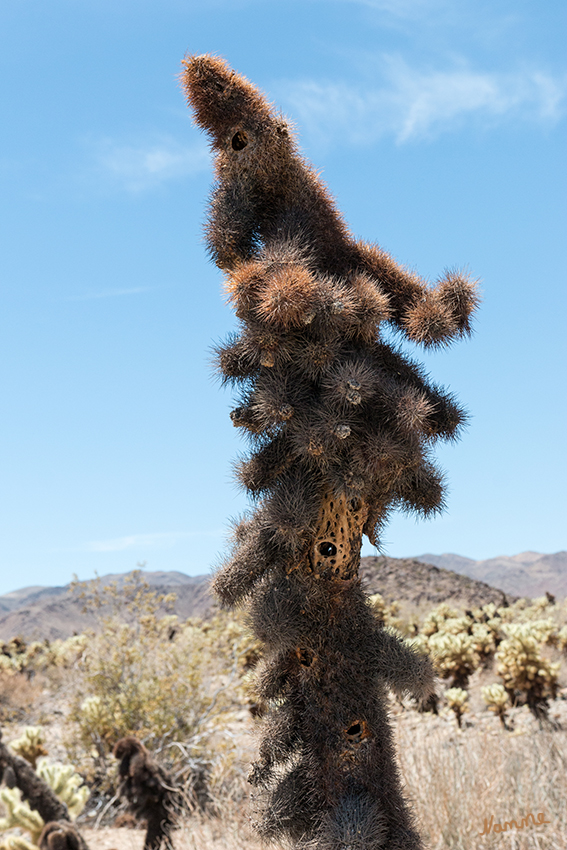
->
<box><xmin>182</xmin><ymin>54</ymin><xmax>478</xmax><ymax>849</ymax></box>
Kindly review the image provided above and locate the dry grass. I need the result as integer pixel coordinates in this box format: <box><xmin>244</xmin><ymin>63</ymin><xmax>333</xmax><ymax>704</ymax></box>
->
<box><xmin>82</xmin><ymin>813</ymin><xmax>266</xmax><ymax>850</ymax></box>
<box><xmin>79</xmin><ymin>703</ymin><xmax>567</xmax><ymax>850</ymax></box>
<box><xmin>174</xmin><ymin>812</ymin><xmax>266</xmax><ymax>850</ymax></box>
<box><xmin>397</xmin><ymin>704</ymin><xmax>567</xmax><ymax>850</ymax></box>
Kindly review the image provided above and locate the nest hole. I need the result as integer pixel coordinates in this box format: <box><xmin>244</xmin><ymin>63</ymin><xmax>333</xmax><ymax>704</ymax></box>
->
<box><xmin>318</xmin><ymin>541</ymin><xmax>337</xmax><ymax>558</ymax></box>
<box><xmin>344</xmin><ymin>719</ymin><xmax>368</xmax><ymax>743</ymax></box>
<box><xmin>231</xmin><ymin>130</ymin><xmax>248</xmax><ymax>150</ymax></box>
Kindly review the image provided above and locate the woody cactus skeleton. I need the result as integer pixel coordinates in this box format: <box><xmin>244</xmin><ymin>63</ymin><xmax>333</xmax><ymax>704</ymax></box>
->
<box><xmin>183</xmin><ymin>55</ymin><xmax>479</xmax><ymax>850</ymax></box>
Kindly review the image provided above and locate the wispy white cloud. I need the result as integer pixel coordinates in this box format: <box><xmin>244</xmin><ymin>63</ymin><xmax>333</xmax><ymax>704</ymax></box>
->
<box><xmin>87</xmin><ymin>531</ymin><xmax>219</xmax><ymax>553</ymax></box>
<box><xmin>94</xmin><ymin>135</ymin><xmax>209</xmax><ymax>192</ymax></box>
<box><xmin>281</xmin><ymin>58</ymin><xmax>567</xmax><ymax>146</ymax></box>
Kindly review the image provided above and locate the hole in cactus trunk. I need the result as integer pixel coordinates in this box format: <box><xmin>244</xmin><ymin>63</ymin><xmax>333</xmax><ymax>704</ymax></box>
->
<box><xmin>232</xmin><ymin>130</ymin><xmax>248</xmax><ymax>150</ymax></box>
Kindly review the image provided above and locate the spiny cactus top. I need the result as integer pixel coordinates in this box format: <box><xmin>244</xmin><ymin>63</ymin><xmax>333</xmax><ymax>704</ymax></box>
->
<box><xmin>183</xmin><ymin>53</ymin><xmax>479</xmax><ymax>850</ymax></box>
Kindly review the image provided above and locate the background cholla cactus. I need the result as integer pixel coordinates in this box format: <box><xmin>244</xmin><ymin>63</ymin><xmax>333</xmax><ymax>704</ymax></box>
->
<box><xmin>420</xmin><ymin>604</ymin><xmax>462</xmax><ymax>637</ymax></box>
<box><xmin>417</xmin><ymin>602</ymin><xmax>504</xmax><ymax>685</ymax></box>
<box><xmin>0</xmin><ymin>759</ymin><xmax>88</xmax><ymax>847</ymax></box>
<box><xmin>481</xmin><ymin>683</ymin><xmax>511</xmax><ymax>729</ymax></box>
<box><xmin>0</xmin><ymin>635</ymin><xmax>87</xmax><ymax>682</ymax></box>
<box><xmin>34</xmin><ymin>760</ymin><xmax>89</xmax><ymax>821</ymax></box>
<box><xmin>8</xmin><ymin>729</ymin><xmax>48</xmax><ymax>770</ymax></box>
<box><xmin>43</xmin><ymin>636</ymin><xmax>88</xmax><ymax>671</ymax></box>
<box><xmin>469</xmin><ymin>622</ymin><xmax>498</xmax><ymax>667</ymax></box>
<box><xmin>0</xmin><ymin>787</ymin><xmax>45</xmax><ymax>844</ymax></box>
<box><xmin>495</xmin><ymin>621</ymin><xmax>561</xmax><ymax>721</ymax></box>
<box><xmin>427</xmin><ymin>630</ymin><xmax>480</xmax><ymax>690</ymax></box>
<box><xmin>183</xmin><ymin>53</ymin><xmax>478</xmax><ymax>849</ymax></box>
<box><xmin>497</xmin><ymin>596</ymin><xmax>555</xmax><ymax>625</ymax></box>
<box><xmin>556</xmin><ymin>624</ymin><xmax>567</xmax><ymax>654</ymax></box>
<box><xmin>469</xmin><ymin>603</ymin><xmax>504</xmax><ymax>651</ymax></box>
<box><xmin>367</xmin><ymin>593</ymin><xmax>412</xmax><ymax>635</ymax></box>
<box><xmin>1</xmin><ymin>639</ymin><xmax>28</xmax><ymax>675</ymax></box>
<box><xmin>444</xmin><ymin>688</ymin><xmax>469</xmax><ymax>728</ymax></box>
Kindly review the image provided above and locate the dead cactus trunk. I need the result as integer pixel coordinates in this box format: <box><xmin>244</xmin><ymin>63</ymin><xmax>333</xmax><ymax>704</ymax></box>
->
<box><xmin>182</xmin><ymin>53</ymin><xmax>478</xmax><ymax>849</ymax></box>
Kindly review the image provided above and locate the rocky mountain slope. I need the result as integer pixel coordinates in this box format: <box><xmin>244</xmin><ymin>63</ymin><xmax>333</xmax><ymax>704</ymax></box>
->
<box><xmin>359</xmin><ymin>556</ymin><xmax>512</xmax><ymax>611</ymax></box>
<box><xmin>0</xmin><ymin>557</ymin><xmax>516</xmax><ymax>642</ymax></box>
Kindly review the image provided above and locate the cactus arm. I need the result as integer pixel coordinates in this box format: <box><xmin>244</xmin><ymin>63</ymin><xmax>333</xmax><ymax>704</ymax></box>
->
<box><xmin>371</xmin><ymin>628</ymin><xmax>436</xmax><ymax>703</ymax></box>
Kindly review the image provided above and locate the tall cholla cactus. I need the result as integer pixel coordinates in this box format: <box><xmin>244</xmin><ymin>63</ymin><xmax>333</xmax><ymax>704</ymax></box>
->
<box><xmin>182</xmin><ymin>54</ymin><xmax>479</xmax><ymax>850</ymax></box>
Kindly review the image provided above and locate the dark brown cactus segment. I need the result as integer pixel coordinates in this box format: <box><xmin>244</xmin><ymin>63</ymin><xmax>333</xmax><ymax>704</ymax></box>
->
<box><xmin>39</xmin><ymin>823</ymin><xmax>89</xmax><ymax>850</ymax></box>
<box><xmin>0</xmin><ymin>731</ymin><xmax>91</xmax><ymax>850</ymax></box>
<box><xmin>113</xmin><ymin>737</ymin><xmax>178</xmax><ymax>850</ymax></box>
<box><xmin>183</xmin><ymin>52</ymin><xmax>478</xmax><ymax>849</ymax></box>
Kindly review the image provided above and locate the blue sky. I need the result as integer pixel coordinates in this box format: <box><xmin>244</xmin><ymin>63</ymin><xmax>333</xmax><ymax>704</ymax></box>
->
<box><xmin>1</xmin><ymin>0</ymin><xmax>566</xmax><ymax>594</ymax></box>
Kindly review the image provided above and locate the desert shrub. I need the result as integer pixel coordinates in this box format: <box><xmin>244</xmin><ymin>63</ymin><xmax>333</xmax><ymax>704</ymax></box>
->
<box><xmin>64</xmin><ymin>571</ymin><xmax>255</xmax><ymax>798</ymax></box>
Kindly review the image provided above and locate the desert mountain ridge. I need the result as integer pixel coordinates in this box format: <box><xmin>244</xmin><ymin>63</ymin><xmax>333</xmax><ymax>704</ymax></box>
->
<box><xmin>413</xmin><ymin>550</ymin><xmax>567</xmax><ymax>599</ymax></box>
<box><xmin>0</xmin><ymin>555</ymin><xmax>533</xmax><ymax>643</ymax></box>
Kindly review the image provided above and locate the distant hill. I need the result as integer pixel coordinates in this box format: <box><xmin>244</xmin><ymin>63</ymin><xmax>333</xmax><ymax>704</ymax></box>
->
<box><xmin>0</xmin><ymin>558</ymin><xmax>516</xmax><ymax>642</ymax></box>
<box><xmin>413</xmin><ymin>551</ymin><xmax>567</xmax><ymax>599</ymax></box>
<box><xmin>0</xmin><ymin>571</ymin><xmax>214</xmax><ymax>643</ymax></box>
